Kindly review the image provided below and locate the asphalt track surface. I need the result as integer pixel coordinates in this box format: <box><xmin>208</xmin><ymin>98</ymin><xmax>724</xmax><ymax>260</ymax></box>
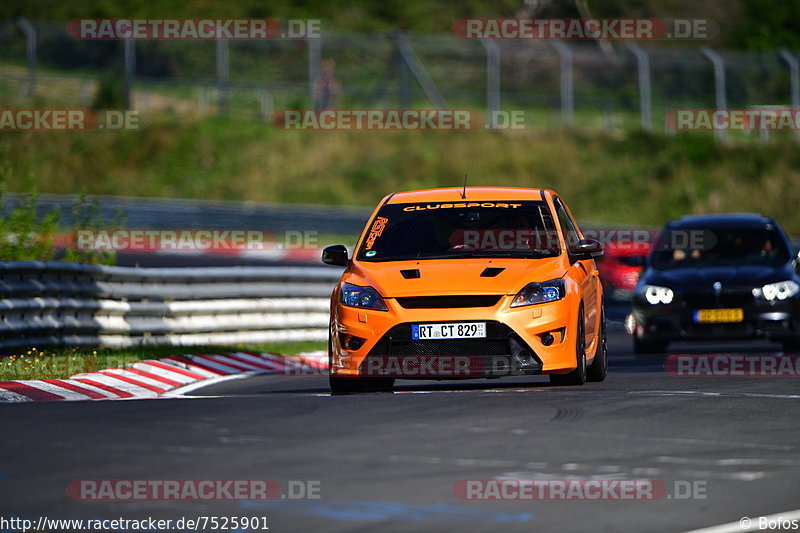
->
<box><xmin>1</xmin><ymin>325</ymin><xmax>799</xmax><ymax>532</ymax></box>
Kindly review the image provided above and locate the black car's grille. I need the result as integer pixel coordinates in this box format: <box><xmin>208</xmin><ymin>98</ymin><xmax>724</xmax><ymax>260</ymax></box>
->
<box><xmin>394</xmin><ymin>295</ymin><xmax>503</xmax><ymax>309</ymax></box>
<box><xmin>682</xmin><ymin>288</ymin><xmax>755</xmax><ymax>308</ymax></box>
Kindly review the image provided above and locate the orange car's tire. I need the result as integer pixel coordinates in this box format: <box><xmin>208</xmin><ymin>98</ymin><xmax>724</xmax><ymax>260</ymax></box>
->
<box><xmin>550</xmin><ymin>306</ymin><xmax>587</xmax><ymax>386</ymax></box>
<box><xmin>587</xmin><ymin>306</ymin><xmax>607</xmax><ymax>382</ymax></box>
<box><xmin>370</xmin><ymin>378</ymin><xmax>395</xmax><ymax>392</ymax></box>
<box><xmin>328</xmin><ymin>335</ymin><xmax>395</xmax><ymax>393</ymax></box>
<box><xmin>330</xmin><ymin>376</ymin><xmax>395</xmax><ymax>394</ymax></box>
<box><xmin>330</xmin><ymin>375</ymin><xmax>367</xmax><ymax>394</ymax></box>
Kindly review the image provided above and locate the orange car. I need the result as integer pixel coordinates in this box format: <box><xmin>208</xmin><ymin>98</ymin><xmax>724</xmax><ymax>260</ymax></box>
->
<box><xmin>322</xmin><ymin>187</ymin><xmax>606</xmax><ymax>393</ymax></box>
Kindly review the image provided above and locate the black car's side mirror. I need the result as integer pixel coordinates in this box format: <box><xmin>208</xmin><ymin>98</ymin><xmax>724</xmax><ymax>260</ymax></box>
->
<box><xmin>322</xmin><ymin>245</ymin><xmax>349</xmax><ymax>266</ymax></box>
<box><xmin>573</xmin><ymin>239</ymin><xmax>604</xmax><ymax>261</ymax></box>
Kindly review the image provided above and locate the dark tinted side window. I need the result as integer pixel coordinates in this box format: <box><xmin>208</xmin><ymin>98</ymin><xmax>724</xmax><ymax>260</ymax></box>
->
<box><xmin>553</xmin><ymin>197</ymin><xmax>581</xmax><ymax>255</ymax></box>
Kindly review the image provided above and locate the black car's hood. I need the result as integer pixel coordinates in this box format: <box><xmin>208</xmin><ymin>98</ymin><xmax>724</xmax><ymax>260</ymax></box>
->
<box><xmin>640</xmin><ymin>263</ymin><xmax>796</xmax><ymax>290</ymax></box>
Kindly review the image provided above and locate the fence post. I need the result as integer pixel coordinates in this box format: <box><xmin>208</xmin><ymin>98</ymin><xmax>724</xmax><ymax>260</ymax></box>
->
<box><xmin>551</xmin><ymin>41</ymin><xmax>574</xmax><ymax>127</ymax></box>
<box><xmin>216</xmin><ymin>38</ymin><xmax>229</xmax><ymax>114</ymax></box>
<box><xmin>390</xmin><ymin>31</ymin><xmax>447</xmax><ymax>110</ymax></box>
<box><xmin>701</xmin><ymin>46</ymin><xmax>727</xmax><ymax>142</ymax></box>
<box><xmin>627</xmin><ymin>43</ymin><xmax>652</xmax><ymax>131</ymax></box>
<box><xmin>307</xmin><ymin>35</ymin><xmax>321</xmax><ymax>108</ymax></box>
<box><xmin>123</xmin><ymin>38</ymin><xmax>136</xmax><ymax>109</ymax></box>
<box><xmin>397</xmin><ymin>54</ymin><xmax>411</xmax><ymax>109</ymax></box>
<box><xmin>480</xmin><ymin>39</ymin><xmax>500</xmax><ymax>128</ymax></box>
<box><xmin>779</xmin><ymin>48</ymin><xmax>799</xmax><ymax>142</ymax></box>
<box><xmin>260</xmin><ymin>89</ymin><xmax>273</xmax><ymax>120</ymax></box>
<box><xmin>15</xmin><ymin>18</ymin><xmax>36</xmax><ymax>100</ymax></box>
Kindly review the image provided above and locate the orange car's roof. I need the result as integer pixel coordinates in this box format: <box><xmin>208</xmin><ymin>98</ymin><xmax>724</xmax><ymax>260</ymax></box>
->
<box><xmin>385</xmin><ymin>187</ymin><xmax>549</xmax><ymax>204</ymax></box>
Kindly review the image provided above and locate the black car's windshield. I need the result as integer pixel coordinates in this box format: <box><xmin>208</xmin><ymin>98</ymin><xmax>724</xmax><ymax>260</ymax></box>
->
<box><xmin>356</xmin><ymin>200</ymin><xmax>561</xmax><ymax>261</ymax></box>
<box><xmin>650</xmin><ymin>226</ymin><xmax>791</xmax><ymax>270</ymax></box>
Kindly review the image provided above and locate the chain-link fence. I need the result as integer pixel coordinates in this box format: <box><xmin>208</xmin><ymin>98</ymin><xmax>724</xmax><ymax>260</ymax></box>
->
<box><xmin>1</xmin><ymin>19</ymin><xmax>799</xmax><ymax>137</ymax></box>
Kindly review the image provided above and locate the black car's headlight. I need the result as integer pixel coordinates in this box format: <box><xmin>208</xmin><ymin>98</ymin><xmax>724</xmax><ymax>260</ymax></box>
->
<box><xmin>510</xmin><ymin>279</ymin><xmax>565</xmax><ymax>307</ymax></box>
<box><xmin>754</xmin><ymin>280</ymin><xmax>800</xmax><ymax>301</ymax></box>
<box><xmin>637</xmin><ymin>285</ymin><xmax>674</xmax><ymax>305</ymax></box>
<box><xmin>340</xmin><ymin>283</ymin><xmax>388</xmax><ymax>311</ymax></box>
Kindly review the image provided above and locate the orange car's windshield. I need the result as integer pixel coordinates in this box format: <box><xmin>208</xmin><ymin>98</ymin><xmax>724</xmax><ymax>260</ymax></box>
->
<box><xmin>356</xmin><ymin>201</ymin><xmax>561</xmax><ymax>262</ymax></box>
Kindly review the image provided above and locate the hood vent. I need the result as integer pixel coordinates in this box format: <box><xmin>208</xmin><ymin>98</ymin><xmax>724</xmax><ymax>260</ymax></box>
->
<box><xmin>401</xmin><ymin>269</ymin><xmax>421</xmax><ymax>279</ymax></box>
<box><xmin>480</xmin><ymin>267</ymin><xmax>505</xmax><ymax>277</ymax></box>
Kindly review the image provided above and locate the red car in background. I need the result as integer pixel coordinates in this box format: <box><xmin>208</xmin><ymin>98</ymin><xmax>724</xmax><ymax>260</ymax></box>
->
<box><xmin>596</xmin><ymin>239</ymin><xmax>651</xmax><ymax>301</ymax></box>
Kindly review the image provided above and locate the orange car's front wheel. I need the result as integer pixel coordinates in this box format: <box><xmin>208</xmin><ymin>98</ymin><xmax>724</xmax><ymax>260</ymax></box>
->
<box><xmin>550</xmin><ymin>305</ymin><xmax>587</xmax><ymax>386</ymax></box>
<box><xmin>329</xmin><ymin>333</ymin><xmax>394</xmax><ymax>394</ymax></box>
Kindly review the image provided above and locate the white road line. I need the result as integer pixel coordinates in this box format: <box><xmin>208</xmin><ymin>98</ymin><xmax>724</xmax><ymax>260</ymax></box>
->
<box><xmin>684</xmin><ymin>508</ymin><xmax>800</xmax><ymax>533</ymax></box>
<box><xmin>631</xmin><ymin>390</ymin><xmax>800</xmax><ymax>400</ymax></box>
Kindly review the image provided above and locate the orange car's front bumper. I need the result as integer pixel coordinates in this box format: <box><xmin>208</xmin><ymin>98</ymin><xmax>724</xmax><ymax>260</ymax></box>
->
<box><xmin>329</xmin><ymin>293</ymin><xmax>582</xmax><ymax>379</ymax></box>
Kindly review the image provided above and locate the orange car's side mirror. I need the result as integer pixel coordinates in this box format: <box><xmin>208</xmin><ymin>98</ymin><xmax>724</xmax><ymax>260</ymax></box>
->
<box><xmin>322</xmin><ymin>245</ymin><xmax>349</xmax><ymax>266</ymax></box>
<box><xmin>573</xmin><ymin>239</ymin><xmax>604</xmax><ymax>260</ymax></box>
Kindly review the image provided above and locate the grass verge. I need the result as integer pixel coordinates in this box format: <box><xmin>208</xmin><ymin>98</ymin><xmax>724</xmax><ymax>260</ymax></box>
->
<box><xmin>0</xmin><ymin>342</ymin><xmax>327</xmax><ymax>381</ymax></box>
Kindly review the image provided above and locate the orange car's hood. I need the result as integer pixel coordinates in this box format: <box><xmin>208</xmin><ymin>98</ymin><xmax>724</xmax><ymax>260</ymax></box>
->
<box><xmin>346</xmin><ymin>258</ymin><xmax>567</xmax><ymax>297</ymax></box>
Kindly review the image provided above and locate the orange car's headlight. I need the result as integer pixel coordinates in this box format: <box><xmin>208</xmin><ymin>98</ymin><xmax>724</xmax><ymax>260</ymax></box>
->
<box><xmin>510</xmin><ymin>278</ymin><xmax>566</xmax><ymax>307</ymax></box>
<box><xmin>340</xmin><ymin>283</ymin><xmax>388</xmax><ymax>311</ymax></box>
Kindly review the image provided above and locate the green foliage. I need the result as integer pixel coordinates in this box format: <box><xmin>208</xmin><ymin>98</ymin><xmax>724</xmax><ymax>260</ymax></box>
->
<box><xmin>91</xmin><ymin>74</ymin><xmax>126</xmax><ymax>110</ymax></box>
<box><xmin>0</xmin><ymin>145</ymin><xmax>60</xmax><ymax>261</ymax></box>
<box><xmin>61</xmin><ymin>193</ymin><xmax>121</xmax><ymax>266</ymax></box>
<box><xmin>5</xmin><ymin>0</ymin><xmax>799</xmax><ymax>48</ymax></box>
<box><xmin>3</xmin><ymin>119</ymin><xmax>800</xmax><ymax>235</ymax></box>
<box><xmin>0</xmin><ymin>341</ymin><xmax>326</xmax><ymax>378</ymax></box>
<box><xmin>0</xmin><ymin>145</ymin><xmax>122</xmax><ymax>264</ymax></box>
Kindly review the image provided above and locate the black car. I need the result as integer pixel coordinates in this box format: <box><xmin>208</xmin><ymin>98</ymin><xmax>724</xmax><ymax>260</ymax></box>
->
<box><xmin>631</xmin><ymin>213</ymin><xmax>800</xmax><ymax>354</ymax></box>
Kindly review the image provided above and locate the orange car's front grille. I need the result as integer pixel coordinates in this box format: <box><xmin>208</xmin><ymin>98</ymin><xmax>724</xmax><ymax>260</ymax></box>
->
<box><xmin>394</xmin><ymin>295</ymin><xmax>503</xmax><ymax>309</ymax></box>
<box><xmin>361</xmin><ymin>322</ymin><xmax>543</xmax><ymax>377</ymax></box>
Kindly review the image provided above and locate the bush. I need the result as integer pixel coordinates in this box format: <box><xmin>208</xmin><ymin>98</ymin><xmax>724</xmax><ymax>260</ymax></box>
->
<box><xmin>0</xmin><ymin>146</ymin><xmax>59</xmax><ymax>261</ymax></box>
<box><xmin>0</xmin><ymin>145</ymin><xmax>121</xmax><ymax>264</ymax></box>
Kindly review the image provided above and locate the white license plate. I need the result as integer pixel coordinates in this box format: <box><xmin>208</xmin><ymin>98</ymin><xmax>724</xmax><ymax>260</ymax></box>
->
<box><xmin>412</xmin><ymin>322</ymin><xmax>486</xmax><ymax>340</ymax></box>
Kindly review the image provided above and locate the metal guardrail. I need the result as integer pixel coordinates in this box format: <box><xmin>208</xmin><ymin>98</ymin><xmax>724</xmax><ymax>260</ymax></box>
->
<box><xmin>0</xmin><ymin>261</ymin><xmax>342</xmax><ymax>350</ymax></box>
